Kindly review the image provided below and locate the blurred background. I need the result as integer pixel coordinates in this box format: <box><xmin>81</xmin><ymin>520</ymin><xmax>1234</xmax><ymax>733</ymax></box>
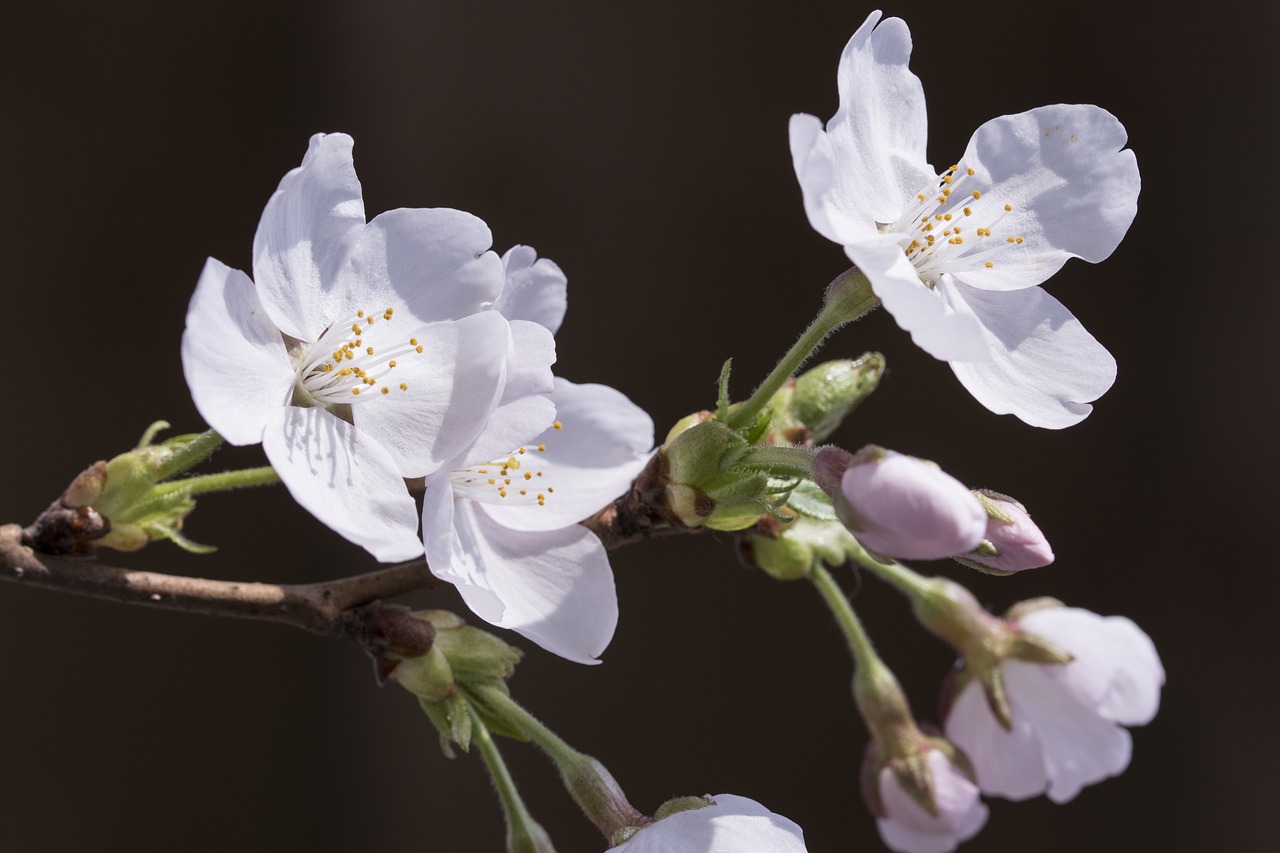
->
<box><xmin>1</xmin><ymin>1</ymin><xmax>1274</xmax><ymax>850</ymax></box>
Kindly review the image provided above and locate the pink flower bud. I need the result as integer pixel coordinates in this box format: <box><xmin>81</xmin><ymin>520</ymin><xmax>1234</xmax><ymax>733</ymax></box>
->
<box><xmin>874</xmin><ymin>748</ymin><xmax>988</xmax><ymax>853</ymax></box>
<box><xmin>956</xmin><ymin>492</ymin><xmax>1054</xmax><ymax>574</ymax></box>
<box><xmin>817</xmin><ymin>446</ymin><xmax>986</xmax><ymax>560</ymax></box>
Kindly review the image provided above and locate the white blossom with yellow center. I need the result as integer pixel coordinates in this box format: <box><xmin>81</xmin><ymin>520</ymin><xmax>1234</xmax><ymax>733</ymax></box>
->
<box><xmin>789</xmin><ymin>10</ymin><xmax>1139</xmax><ymax>428</ymax></box>
<box><xmin>182</xmin><ymin>132</ymin><xmax>517</xmax><ymax>562</ymax></box>
<box><xmin>421</xmin><ymin>247</ymin><xmax>655</xmax><ymax>665</ymax></box>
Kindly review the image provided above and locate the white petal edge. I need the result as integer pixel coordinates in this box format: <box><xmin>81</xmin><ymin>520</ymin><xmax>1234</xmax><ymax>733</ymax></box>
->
<box><xmin>443</xmin><ymin>501</ymin><xmax>618</xmax><ymax>664</ymax></box>
<box><xmin>877</xmin><ymin>751</ymin><xmax>987</xmax><ymax>853</ymax></box>
<box><xmin>496</xmin><ymin>245</ymin><xmax>568</xmax><ymax>334</ymax></box>
<box><xmin>262</xmin><ymin>406</ymin><xmax>422</xmax><ymax>562</ymax></box>
<box><xmin>939</xmin><ymin>278</ymin><xmax>1115</xmax><ymax>428</ymax></box>
<box><xmin>483</xmin><ymin>379</ymin><xmax>655</xmax><ymax>532</ymax></box>
<box><xmin>955</xmin><ymin>104</ymin><xmax>1140</xmax><ymax>292</ymax></box>
<box><xmin>181</xmin><ymin>258</ymin><xmax>295</xmax><ymax>445</ymax></box>
<box><xmin>613</xmin><ymin>794</ymin><xmax>809</xmax><ymax>853</ymax></box>
<box><xmin>823</xmin><ymin>11</ymin><xmax>934</xmax><ymax>229</ymax></box>
<box><xmin>251</xmin><ymin>133</ymin><xmax>366</xmax><ymax>341</ymax></box>
<box><xmin>333</xmin><ymin>207</ymin><xmax>505</xmax><ymax>324</ymax></box>
<box><xmin>353</xmin><ymin>311</ymin><xmax>512</xmax><ymax>477</ymax></box>
<box><xmin>847</xmin><ymin>242</ymin><xmax>990</xmax><ymax>363</ymax></box>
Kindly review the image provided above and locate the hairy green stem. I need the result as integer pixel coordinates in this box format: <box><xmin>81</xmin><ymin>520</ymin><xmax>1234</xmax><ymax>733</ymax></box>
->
<box><xmin>152</xmin><ymin>466</ymin><xmax>281</xmax><ymax>498</ymax></box>
<box><xmin>468</xmin><ymin>701</ymin><xmax>556</xmax><ymax>852</ymax></box>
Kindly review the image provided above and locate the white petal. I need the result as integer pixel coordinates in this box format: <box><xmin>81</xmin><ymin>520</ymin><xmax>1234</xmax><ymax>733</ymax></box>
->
<box><xmin>1004</xmin><ymin>662</ymin><xmax>1132</xmax><ymax>803</ymax></box>
<box><xmin>877</xmin><ymin>751</ymin><xmax>987</xmax><ymax>853</ymax></box>
<box><xmin>1018</xmin><ymin>607</ymin><xmax>1121</xmax><ymax>707</ymax></box>
<box><xmin>825</xmin><ymin>12</ymin><xmax>934</xmax><ymax>228</ymax></box>
<box><xmin>847</xmin><ymin>242</ymin><xmax>989</xmax><ymax>363</ymax></box>
<box><xmin>956</xmin><ymin>104</ymin><xmax>1140</xmax><ymax>292</ymax></box>
<box><xmin>251</xmin><ymin>133</ymin><xmax>366</xmax><ymax>341</ymax></box>
<box><xmin>333</xmin><ymin>207</ymin><xmax>504</xmax><ymax>323</ymax></box>
<box><xmin>456</xmin><ymin>395</ymin><xmax>559</xmax><ymax>472</ymax></box>
<box><xmin>789</xmin><ymin>113</ymin><xmax>872</xmax><ymax>246</ymax></box>
<box><xmin>945</xmin><ymin>678</ymin><xmax>1048</xmax><ymax>801</ymax></box>
<box><xmin>181</xmin><ymin>258</ymin><xmax>294</xmax><ymax>445</ymax></box>
<box><xmin>500</xmin><ymin>320</ymin><xmax>557</xmax><ymax>404</ymax></box>
<box><xmin>353</xmin><ymin>311</ymin><xmax>511</xmax><ymax>477</ymax></box>
<box><xmin>614</xmin><ymin>794</ymin><xmax>808</xmax><ymax>853</ymax></box>
<box><xmin>483</xmin><ymin>379</ymin><xmax>654</xmax><ymax>531</ymax></box>
<box><xmin>495</xmin><ymin>245</ymin><xmax>568</xmax><ymax>333</ymax></box>
<box><xmin>262</xmin><ymin>406</ymin><xmax>422</xmax><ymax>562</ymax></box>
<box><xmin>441</xmin><ymin>502</ymin><xmax>618</xmax><ymax>664</ymax></box>
<box><xmin>939</xmin><ymin>279</ymin><xmax>1115</xmax><ymax>428</ymax></box>
<box><xmin>1096</xmin><ymin>616</ymin><xmax>1165</xmax><ymax>726</ymax></box>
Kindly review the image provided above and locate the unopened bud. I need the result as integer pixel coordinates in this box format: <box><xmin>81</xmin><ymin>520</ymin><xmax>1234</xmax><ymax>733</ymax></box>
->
<box><xmin>954</xmin><ymin>491</ymin><xmax>1054</xmax><ymax>575</ymax></box>
<box><xmin>767</xmin><ymin>355</ymin><xmax>885</xmax><ymax>446</ymax></box>
<box><xmin>862</xmin><ymin>738</ymin><xmax>988</xmax><ymax>853</ymax></box>
<box><xmin>814</xmin><ymin>446</ymin><xmax>986</xmax><ymax>561</ymax></box>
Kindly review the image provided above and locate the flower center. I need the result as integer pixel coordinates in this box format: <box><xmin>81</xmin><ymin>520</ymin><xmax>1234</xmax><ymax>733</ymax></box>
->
<box><xmin>888</xmin><ymin>164</ymin><xmax>1024</xmax><ymax>284</ymax></box>
<box><xmin>449</xmin><ymin>421</ymin><xmax>564</xmax><ymax>507</ymax></box>
<box><xmin>294</xmin><ymin>307</ymin><xmax>426</xmax><ymax>406</ymax></box>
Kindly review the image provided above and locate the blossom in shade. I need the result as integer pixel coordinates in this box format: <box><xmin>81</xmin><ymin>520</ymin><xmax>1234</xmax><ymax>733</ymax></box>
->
<box><xmin>944</xmin><ymin>605</ymin><xmax>1164</xmax><ymax>803</ymax></box>
<box><xmin>789</xmin><ymin>11</ymin><xmax>1139</xmax><ymax>428</ymax></box>
<box><xmin>955</xmin><ymin>491</ymin><xmax>1054</xmax><ymax>575</ymax></box>
<box><xmin>422</xmin><ymin>248</ymin><xmax>654</xmax><ymax>664</ymax></box>
<box><xmin>611</xmin><ymin>795</ymin><xmax>808</xmax><ymax>852</ymax></box>
<box><xmin>181</xmin><ymin>132</ymin><xmax>510</xmax><ymax>561</ymax></box>
<box><xmin>874</xmin><ymin>747</ymin><xmax>987</xmax><ymax>853</ymax></box>
<box><xmin>814</xmin><ymin>446</ymin><xmax>986</xmax><ymax>561</ymax></box>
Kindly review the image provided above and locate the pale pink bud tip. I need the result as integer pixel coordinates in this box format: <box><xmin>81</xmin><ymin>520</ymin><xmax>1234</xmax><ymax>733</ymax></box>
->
<box><xmin>963</xmin><ymin>496</ymin><xmax>1054</xmax><ymax>574</ymax></box>
<box><xmin>876</xmin><ymin>750</ymin><xmax>988</xmax><ymax>853</ymax></box>
<box><xmin>839</xmin><ymin>450</ymin><xmax>986</xmax><ymax>560</ymax></box>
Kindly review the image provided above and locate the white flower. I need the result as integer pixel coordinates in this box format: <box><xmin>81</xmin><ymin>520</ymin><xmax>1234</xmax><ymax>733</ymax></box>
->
<box><xmin>790</xmin><ymin>11</ymin><xmax>1139</xmax><ymax>428</ymax></box>
<box><xmin>944</xmin><ymin>606</ymin><xmax>1164</xmax><ymax>803</ymax></box>
<box><xmin>816</xmin><ymin>446</ymin><xmax>986</xmax><ymax>560</ymax></box>
<box><xmin>876</xmin><ymin>749</ymin><xmax>987</xmax><ymax>853</ymax></box>
<box><xmin>182</xmin><ymin>133</ymin><xmax>511</xmax><ymax>561</ymax></box>
<box><xmin>611</xmin><ymin>795</ymin><xmax>808</xmax><ymax>853</ymax></box>
<box><xmin>422</xmin><ymin>248</ymin><xmax>654</xmax><ymax>664</ymax></box>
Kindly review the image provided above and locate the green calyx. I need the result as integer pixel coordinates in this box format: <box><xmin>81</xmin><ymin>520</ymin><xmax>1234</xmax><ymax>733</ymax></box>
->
<box><xmin>744</xmin><ymin>481</ymin><xmax>860</xmax><ymax>581</ymax></box>
<box><xmin>91</xmin><ymin>423</ymin><xmax>226</xmax><ymax>553</ymax></box>
<box><xmin>765</xmin><ymin>354</ymin><xmax>884</xmax><ymax>446</ymax></box>
<box><xmin>660</xmin><ymin>420</ymin><xmax>813</xmax><ymax>531</ymax></box>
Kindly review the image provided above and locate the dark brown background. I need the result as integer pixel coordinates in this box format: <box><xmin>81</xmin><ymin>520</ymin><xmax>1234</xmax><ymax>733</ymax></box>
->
<box><xmin>1</xmin><ymin>1</ymin><xmax>1273</xmax><ymax>850</ymax></box>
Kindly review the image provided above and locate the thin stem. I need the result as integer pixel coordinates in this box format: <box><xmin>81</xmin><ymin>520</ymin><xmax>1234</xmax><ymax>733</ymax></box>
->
<box><xmin>808</xmin><ymin>564</ymin><xmax>881</xmax><ymax>670</ymax></box>
<box><xmin>727</xmin><ymin>268</ymin><xmax>878</xmax><ymax>431</ymax></box>
<box><xmin>468</xmin><ymin>683</ymin><xmax>580</xmax><ymax>764</ymax></box>
<box><xmin>152</xmin><ymin>466</ymin><xmax>281</xmax><ymax>498</ymax></box>
<box><xmin>848</xmin><ymin>548</ymin><xmax>936</xmax><ymax>601</ymax></box>
<box><xmin>468</xmin><ymin>701</ymin><xmax>557</xmax><ymax>853</ymax></box>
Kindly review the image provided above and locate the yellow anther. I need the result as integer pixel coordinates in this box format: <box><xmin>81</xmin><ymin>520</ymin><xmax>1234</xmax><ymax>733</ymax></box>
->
<box><xmin>948</xmin><ymin>236</ymin><xmax>964</xmax><ymax>245</ymax></box>
<box><xmin>537</xmin><ymin>444</ymin><xmax>546</xmax><ymax>451</ymax></box>
<box><xmin>964</xmin><ymin>207</ymin><xmax>972</xmax><ymax>216</ymax></box>
<box><xmin>488</xmin><ymin>478</ymin><xmax>496</xmax><ymax>485</ymax></box>
<box><xmin>388</xmin><ymin>360</ymin><xmax>397</xmax><ymax>368</ymax></box>
<box><xmin>499</xmin><ymin>489</ymin><xmax>507</xmax><ymax>498</ymax></box>
<box><xmin>352</xmin><ymin>324</ymin><xmax>362</xmax><ymax>335</ymax></box>
<box><xmin>547</xmin><ymin>487</ymin><xmax>555</xmax><ymax>493</ymax></box>
<box><xmin>917</xmin><ymin>193</ymin><xmax>926</xmax><ymax>201</ymax></box>
<box><xmin>943</xmin><ymin>229</ymin><xmax>952</xmax><ymax>237</ymax></box>
<box><xmin>984</xmin><ymin>261</ymin><xmax>994</xmax><ymax>268</ymax></box>
<box><xmin>949</xmin><ymin>164</ymin><xmax>959</xmax><ymax>172</ymax></box>
<box><xmin>1007</xmin><ymin>237</ymin><xmax>1017</xmax><ymax>244</ymax></box>
<box><xmin>553</xmin><ymin>421</ymin><xmax>563</xmax><ymax>430</ymax></box>
<box><xmin>943</xmin><ymin>175</ymin><xmax>953</xmax><ymax>184</ymax></box>
<box><xmin>357</xmin><ymin>310</ymin><xmax>365</xmax><ymax>318</ymax></box>
<box><xmin>507</xmin><ymin>456</ymin><xmax>521</xmax><ymax>468</ymax></box>
<box><xmin>399</xmin><ymin>383</ymin><xmax>408</xmax><ymax>391</ymax></box>
<box><xmin>339</xmin><ymin>368</ymin><xmax>353</xmax><ymax>376</ymax></box>
<box><xmin>972</xmin><ymin>190</ymin><xmax>982</xmax><ymax>199</ymax></box>
<box><xmin>1004</xmin><ymin>203</ymin><xmax>1012</xmax><ymax>212</ymax></box>
<box><xmin>504</xmin><ymin>478</ymin><xmax>511</xmax><ymax>485</ymax></box>
<box><xmin>409</xmin><ymin>337</ymin><xmax>419</xmax><ymax>346</ymax></box>
<box><xmin>519</xmin><ymin>490</ymin><xmax>527</xmax><ymax>496</ymax></box>
<box><xmin>518</xmin><ymin>447</ymin><xmax>527</xmax><ymax>455</ymax></box>
<box><xmin>415</xmin><ymin>345</ymin><xmax>424</xmax><ymax>353</ymax></box>
<box><xmin>524</xmin><ymin>472</ymin><xmax>532</xmax><ymax>480</ymax></box>
<box><xmin>366</xmin><ymin>346</ymin><xmax>375</xmax><ymax>355</ymax></box>
<box><xmin>381</xmin><ymin>387</ymin><xmax>389</xmax><ymax>395</ymax></box>
<box><xmin>1015</xmin><ymin>237</ymin><xmax>1023</xmax><ymax>244</ymax></box>
<box><xmin>537</xmin><ymin>471</ymin><xmax>543</xmax><ymax>477</ymax></box>
<box><xmin>967</xmin><ymin>167</ymin><xmax>975</xmax><ymax>176</ymax></box>
<box><xmin>351</xmin><ymin>388</ymin><xmax>361</xmax><ymax>396</ymax></box>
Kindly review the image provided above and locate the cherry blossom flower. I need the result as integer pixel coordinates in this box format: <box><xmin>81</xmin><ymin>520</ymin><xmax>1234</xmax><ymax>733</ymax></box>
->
<box><xmin>611</xmin><ymin>795</ymin><xmax>808</xmax><ymax>852</ymax></box>
<box><xmin>944</xmin><ymin>605</ymin><xmax>1164</xmax><ymax>803</ymax></box>
<box><xmin>182</xmin><ymin>133</ymin><xmax>510</xmax><ymax>561</ymax></box>
<box><xmin>874</xmin><ymin>748</ymin><xmax>987</xmax><ymax>853</ymax></box>
<box><xmin>790</xmin><ymin>11</ymin><xmax>1139</xmax><ymax>428</ymax></box>
<box><xmin>422</xmin><ymin>249</ymin><xmax>654</xmax><ymax>664</ymax></box>
<box><xmin>814</xmin><ymin>446</ymin><xmax>986</xmax><ymax>560</ymax></box>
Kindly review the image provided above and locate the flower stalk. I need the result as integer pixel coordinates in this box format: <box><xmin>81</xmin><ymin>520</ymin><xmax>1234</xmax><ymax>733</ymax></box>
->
<box><xmin>467</xmin><ymin>701</ymin><xmax>558</xmax><ymax>853</ymax></box>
